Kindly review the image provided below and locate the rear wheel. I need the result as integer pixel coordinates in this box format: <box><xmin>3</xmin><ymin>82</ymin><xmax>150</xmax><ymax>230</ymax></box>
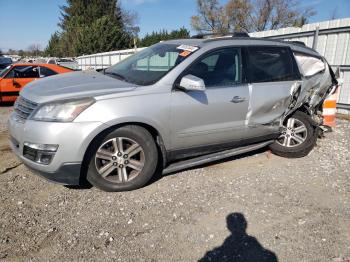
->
<box><xmin>86</xmin><ymin>125</ymin><xmax>158</xmax><ymax>192</ymax></box>
<box><xmin>269</xmin><ymin>111</ymin><xmax>317</xmax><ymax>158</ymax></box>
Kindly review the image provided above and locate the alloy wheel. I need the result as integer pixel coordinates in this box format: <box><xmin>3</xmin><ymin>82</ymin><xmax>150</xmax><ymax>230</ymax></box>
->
<box><xmin>276</xmin><ymin>117</ymin><xmax>308</xmax><ymax>148</ymax></box>
<box><xmin>95</xmin><ymin>137</ymin><xmax>145</xmax><ymax>183</ymax></box>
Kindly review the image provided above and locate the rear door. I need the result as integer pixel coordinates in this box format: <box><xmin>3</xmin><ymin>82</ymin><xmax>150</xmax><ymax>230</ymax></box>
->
<box><xmin>243</xmin><ymin>46</ymin><xmax>302</xmax><ymax>138</ymax></box>
<box><xmin>170</xmin><ymin>47</ymin><xmax>249</xmax><ymax>154</ymax></box>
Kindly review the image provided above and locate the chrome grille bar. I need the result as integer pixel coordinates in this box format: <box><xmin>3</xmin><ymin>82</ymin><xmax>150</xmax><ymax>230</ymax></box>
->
<box><xmin>13</xmin><ymin>96</ymin><xmax>38</xmax><ymax>121</ymax></box>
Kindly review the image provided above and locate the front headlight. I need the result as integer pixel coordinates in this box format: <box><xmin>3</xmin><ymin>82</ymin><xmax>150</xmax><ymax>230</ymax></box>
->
<box><xmin>31</xmin><ymin>98</ymin><xmax>95</xmax><ymax>122</ymax></box>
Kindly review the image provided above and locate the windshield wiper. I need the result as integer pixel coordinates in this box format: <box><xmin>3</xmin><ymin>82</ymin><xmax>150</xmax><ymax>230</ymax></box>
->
<box><xmin>104</xmin><ymin>71</ymin><xmax>129</xmax><ymax>82</ymax></box>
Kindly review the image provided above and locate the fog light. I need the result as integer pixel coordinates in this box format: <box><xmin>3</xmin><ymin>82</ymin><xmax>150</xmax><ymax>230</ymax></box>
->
<box><xmin>23</xmin><ymin>142</ymin><xmax>58</xmax><ymax>165</ymax></box>
<box><xmin>23</xmin><ymin>142</ymin><xmax>58</xmax><ymax>152</ymax></box>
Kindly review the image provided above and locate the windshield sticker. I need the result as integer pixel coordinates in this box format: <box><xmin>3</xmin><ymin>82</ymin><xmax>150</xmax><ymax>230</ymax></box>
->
<box><xmin>177</xmin><ymin>44</ymin><xmax>199</xmax><ymax>52</ymax></box>
<box><xmin>179</xmin><ymin>50</ymin><xmax>192</xmax><ymax>57</ymax></box>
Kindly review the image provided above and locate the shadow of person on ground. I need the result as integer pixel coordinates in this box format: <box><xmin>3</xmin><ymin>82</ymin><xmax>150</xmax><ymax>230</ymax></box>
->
<box><xmin>199</xmin><ymin>213</ymin><xmax>278</xmax><ymax>262</ymax></box>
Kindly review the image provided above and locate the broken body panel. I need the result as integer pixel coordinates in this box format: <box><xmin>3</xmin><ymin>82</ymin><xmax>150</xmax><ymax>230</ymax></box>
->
<box><xmin>247</xmin><ymin>45</ymin><xmax>336</xmax><ymax>133</ymax></box>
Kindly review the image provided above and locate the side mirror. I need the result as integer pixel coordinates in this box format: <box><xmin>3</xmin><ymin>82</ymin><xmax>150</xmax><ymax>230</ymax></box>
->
<box><xmin>179</xmin><ymin>74</ymin><xmax>206</xmax><ymax>92</ymax></box>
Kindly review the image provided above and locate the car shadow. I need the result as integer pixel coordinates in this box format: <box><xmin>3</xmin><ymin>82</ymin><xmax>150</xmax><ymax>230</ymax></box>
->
<box><xmin>149</xmin><ymin>146</ymin><xmax>268</xmax><ymax>184</ymax></box>
<box><xmin>68</xmin><ymin>147</ymin><xmax>269</xmax><ymax>191</ymax></box>
<box><xmin>199</xmin><ymin>212</ymin><xmax>278</xmax><ymax>262</ymax></box>
<box><xmin>64</xmin><ymin>184</ymin><xmax>93</xmax><ymax>190</ymax></box>
<box><xmin>187</xmin><ymin>90</ymin><xmax>209</xmax><ymax>104</ymax></box>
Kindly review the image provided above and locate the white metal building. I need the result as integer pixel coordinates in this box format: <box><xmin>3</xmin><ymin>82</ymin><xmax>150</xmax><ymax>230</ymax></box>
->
<box><xmin>76</xmin><ymin>48</ymin><xmax>144</xmax><ymax>71</ymax></box>
<box><xmin>76</xmin><ymin>18</ymin><xmax>350</xmax><ymax>111</ymax></box>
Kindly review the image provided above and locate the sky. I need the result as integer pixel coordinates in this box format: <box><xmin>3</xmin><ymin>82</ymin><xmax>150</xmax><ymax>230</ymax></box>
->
<box><xmin>0</xmin><ymin>0</ymin><xmax>350</xmax><ymax>51</ymax></box>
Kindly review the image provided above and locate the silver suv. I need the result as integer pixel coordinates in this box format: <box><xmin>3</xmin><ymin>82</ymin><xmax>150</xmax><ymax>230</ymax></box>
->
<box><xmin>8</xmin><ymin>36</ymin><xmax>337</xmax><ymax>191</ymax></box>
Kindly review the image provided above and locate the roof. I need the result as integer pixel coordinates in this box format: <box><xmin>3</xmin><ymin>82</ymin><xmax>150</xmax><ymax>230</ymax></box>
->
<box><xmin>11</xmin><ymin>63</ymin><xmax>73</xmax><ymax>72</ymax></box>
<box><xmin>162</xmin><ymin>38</ymin><xmax>207</xmax><ymax>47</ymax></box>
<box><xmin>163</xmin><ymin>36</ymin><xmax>321</xmax><ymax>57</ymax></box>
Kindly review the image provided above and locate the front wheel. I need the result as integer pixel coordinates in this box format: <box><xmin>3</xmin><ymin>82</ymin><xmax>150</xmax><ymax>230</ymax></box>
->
<box><xmin>86</xmin><ymin>125</ymin><xmax>158</xmax><ymax>192</ymax></box>
<box><xmin>269</xmin><ymin>111</ymin><xmax>317</xmax><ymax>158</ymax></box>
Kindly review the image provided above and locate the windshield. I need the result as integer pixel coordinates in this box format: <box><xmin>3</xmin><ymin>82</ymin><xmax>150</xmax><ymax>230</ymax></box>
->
<box><xmin>58</xmin><ymin>59</ymin><xmax>75</xmax><ymax>63</ymax></box>
<box><xmin>0</xmin><ymin>65</ymin><xmax>11</xmax><ymax>78</ymax></box>
<box><xmin>0</xmin><ymin>57</ymin><xmax>12</xmax><ymax>64</ymax></box>
<box><xmin>105</xmin><ymin>43</ymin><xmax>199</xmax><ymax>86</ymax></box>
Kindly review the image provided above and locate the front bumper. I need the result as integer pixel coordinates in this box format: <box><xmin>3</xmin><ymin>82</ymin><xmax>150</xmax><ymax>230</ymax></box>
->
<box><xmin>24</xmin><ymin>162</ymin><xmax>82</xmax><ymax>185</ymax></box>
<box><xmin>8</xmin><ymin>113</ymin><xmax>109</xmax><ymax>185</ymax></box>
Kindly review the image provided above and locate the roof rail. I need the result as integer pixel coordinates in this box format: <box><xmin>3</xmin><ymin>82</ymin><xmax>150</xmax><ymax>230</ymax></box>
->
<box><xmin>232</xmin><ymin>32</ymin><xmax>250</xmax><ymax>37</ymax></box>
<box><xmin>191</xmin><ymin>33</ymin><xmax>221</xmax><ymax>39</ymax></box>
<box><xmin>288</xmin><ymin>41</ymin><xmax>306</xmax><ymax>47</ymax></box>
<box><xmin>191</xmin><ymin>32</ymin><xmax>250</xmax><ymax>39</ymax></box>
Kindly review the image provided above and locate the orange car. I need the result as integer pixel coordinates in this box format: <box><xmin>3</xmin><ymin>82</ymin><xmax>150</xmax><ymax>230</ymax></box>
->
<box><xmin>0</xmin><ymin>63</ymin><xmax>73</xmax><ymax>102</ymax></box>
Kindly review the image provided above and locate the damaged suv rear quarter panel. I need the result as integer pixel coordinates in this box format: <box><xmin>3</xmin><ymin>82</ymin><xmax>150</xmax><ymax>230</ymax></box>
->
<box><xmin>295</xmin><ymin>56</ymin><xmax>333</xmax><ymax>109</ymax></box>
<box><xmin>247</xmin><ymin>42</ymin><xmax>335</xmax><ymax>130</ymax></box>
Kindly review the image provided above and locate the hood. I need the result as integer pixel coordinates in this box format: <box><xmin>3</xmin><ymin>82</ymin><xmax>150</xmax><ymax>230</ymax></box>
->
<box><xmin>20</xmin><ymin>70</ymin><xmax>137</xmax><ymax>104</ymax></box>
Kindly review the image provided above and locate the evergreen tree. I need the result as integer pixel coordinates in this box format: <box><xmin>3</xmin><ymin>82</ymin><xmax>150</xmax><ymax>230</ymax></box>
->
<box><xmin>46</xmin><ymin>0</ymin><xmax>133</xmax><ymax>57</ymax></box>
<box><xmin>45</xmin><ymin>32</ymin><xmax>62</xmax><ymax>57</ymax></box>
<box><xmin>139</xmin><ymin>27</ymin><xmax>190</xmax><ymax>47</ymax></box>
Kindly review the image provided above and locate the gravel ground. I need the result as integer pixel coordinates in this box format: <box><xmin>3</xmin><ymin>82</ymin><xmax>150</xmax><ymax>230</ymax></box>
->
<box><xmin>0</xmin><ymin>106</ymin><xmax>349</xmax><ymax>262</ymax></box>
<box><xmin>0</xmin><ymin>105</ymin><xmax>11</xmax><ymax>133</ymax></box>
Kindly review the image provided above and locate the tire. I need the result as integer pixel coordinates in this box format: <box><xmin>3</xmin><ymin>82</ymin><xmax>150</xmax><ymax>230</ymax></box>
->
<box><xmin>86</xmin><ymin>125</ymin><xmax>158</xmax><ymax>192</ymax></box>
<box><xmin>269</xmin><ymin>111</ymin><xmax>317</xmax><ymax>158</ymax></box>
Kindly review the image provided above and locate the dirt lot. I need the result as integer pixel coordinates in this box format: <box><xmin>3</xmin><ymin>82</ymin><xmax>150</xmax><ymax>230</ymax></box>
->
<box><xmin>0</xmin><ymin>106</ymin><xmax>349</xmax><ymax>262</ymax></box>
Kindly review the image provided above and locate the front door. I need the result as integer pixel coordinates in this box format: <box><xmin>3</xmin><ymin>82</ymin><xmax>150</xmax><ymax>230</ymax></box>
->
<box><xmin>170</xmin><ymin>47</ymin><xmax>249</xmax><ymax>154</ymax></box>
<box><xmin>0</xmin><ymin>65</ymin><xmax>39</xmax><ymax>102</ymax></box>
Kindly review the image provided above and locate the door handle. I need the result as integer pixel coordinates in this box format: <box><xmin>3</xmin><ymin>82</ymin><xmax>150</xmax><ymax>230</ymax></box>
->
<box><xmin>231</xmin><ymin>96</ymin><xmax>246</xmax><ymax>103</ymax></box>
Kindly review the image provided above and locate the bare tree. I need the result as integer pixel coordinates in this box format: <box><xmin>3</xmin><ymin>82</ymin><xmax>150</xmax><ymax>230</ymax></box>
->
<box><xmin>191</xmin><ymin>0</ymin><xmax>228</xmax><ymax>34</ymax></box>
<box><xmin>122</xmin><ymin>10</ymin><xmax>140</xmax><ymax>48</ymax></box>
<box><xmin>329</xmin><ymin>7</ymin><xmax>339</xmax><ymax>20</ymax></box>
<box><xmin>27</xmin><ymin>44</ymin><xmax>42</xmax><ymax>57</ymax></box>
<box><xmin>191</xmin><ymin>0</ymin><xmax>316</xmax><ymax>34</ymax></box>
<box><xmin>122</xmin><ymin>10</ymin><xmax>140</xmax><ymax>35</ymax></box>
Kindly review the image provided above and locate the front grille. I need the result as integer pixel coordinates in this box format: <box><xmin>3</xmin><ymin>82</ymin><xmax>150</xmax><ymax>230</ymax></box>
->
<box><xmin>14</xmin><ymin>96</ymin><xmax>38</xmax><ymax>121</ymax></box>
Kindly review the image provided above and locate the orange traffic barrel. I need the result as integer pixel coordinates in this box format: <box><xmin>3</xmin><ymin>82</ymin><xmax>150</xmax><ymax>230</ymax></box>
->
<box><xmin>322</xmin><ymin>86</ymin><xmax>339</xmax><ymax>127</ymax></box>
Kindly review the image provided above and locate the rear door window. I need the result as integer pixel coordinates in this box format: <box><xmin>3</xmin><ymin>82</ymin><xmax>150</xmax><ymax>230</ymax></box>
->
<box><xmin>39</xmin><ymin>66</ymin><xmax>58</xmax><ymax>77</ymax></box>
<box><xmin>246</xmin><ymin>46</ymin><xmax>300</xmax><ymax>83</ymax></box>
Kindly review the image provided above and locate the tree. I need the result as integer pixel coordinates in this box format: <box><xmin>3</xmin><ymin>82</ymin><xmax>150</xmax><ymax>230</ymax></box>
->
<box><xmin>139</xmin><ymin>27</ymin><xmax>190</xmax><ymax>47</ymax></box>
<box><xmin>191</xmin><ymin>0</ymin><xmax>228</xmax><ymax>34</ymax></box>
<box><xmin>329</xmin><ymin>7</ymin><xmax>339</xmax><ymax>20</ymax></box>
<box><xmin>45</xmin><ymin>32</ymin><xmax>62</xmax><ymax>57</ymax></box>
<box><xmin>27</xmin><ymin>44</ymin><xmax>42</xmax><ymax>57</ymax></box>
<box><xmin>46</xmin><ymin>0</ymin><xmax>134</xmax><ymax>57</ymax></box>
<box><xmin>191</xmin><ymin>0</ymin><xmax>316</xmax><ymax>34</ymax></box>
<box><xmin>74</xmin><ymin>15</ymin><xmax>133</xmax><ymax>54</ymax></box>
<box><xmin>18</xmin><ymin>50</ymin><xmax>25</xmax><ymax>57</ymax></box>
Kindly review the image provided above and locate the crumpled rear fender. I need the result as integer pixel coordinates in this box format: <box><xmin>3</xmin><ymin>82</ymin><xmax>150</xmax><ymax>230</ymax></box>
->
<box><xmin>246</xmin><ymin>60</ymin><xmax>336</xmax><ymax>130</ymax></box>
<box><xmin>280</xmin><ymin>57</ymin><xmax>337</xmax><ymax>125</ymax></box>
